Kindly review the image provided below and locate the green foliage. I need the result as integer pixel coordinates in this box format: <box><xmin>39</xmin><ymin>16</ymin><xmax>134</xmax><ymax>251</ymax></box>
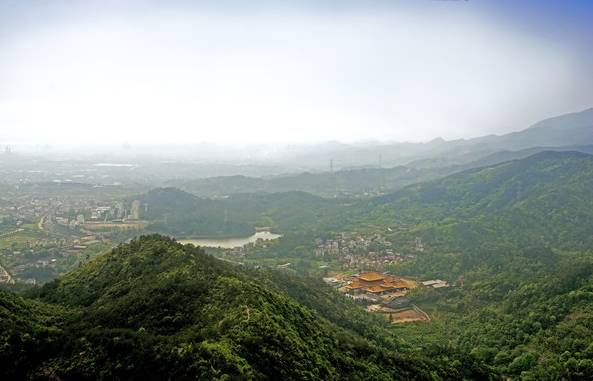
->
<box><xmin>5</xmin><ymin>151</ymin><xmax>593</xmax><ymax>379</ymax></box>
<box><xmin>2</xmin><ymin>235</ymin><xmax>493</xmax><ymax>380</ymax></box>
<box><xmin>363</xmin><ymin>152</ymin><xmax>593</xmax><ymax>379</ymax></box>
<box><xmin>140</xmin><ymin>187</ymin><xmax>343</xmax><ymax>236</ymax></box>
<box><xmin>358</xmin><ymin>151</ymin><xmax>593</xmax><ymax>252</ymax></box>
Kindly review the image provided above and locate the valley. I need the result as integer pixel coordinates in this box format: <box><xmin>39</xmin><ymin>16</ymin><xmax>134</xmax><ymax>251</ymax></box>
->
<box><xmin>2</xmin><ymin>109</ymin><xmax>593</xmax><ymax>380</ymax></box>
<box><xmin>3</xmin><ymin>1</ymin><xmax>593</xmax><ymax>378</ymax></box>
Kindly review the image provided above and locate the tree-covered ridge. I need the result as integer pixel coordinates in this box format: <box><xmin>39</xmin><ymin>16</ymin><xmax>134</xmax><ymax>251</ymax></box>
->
<box><xmin>364</xmin><ymin>151</ymin><xmax>593</xmax><ymax>379</ymax></box>
<box><xmin>137</xmin><ymin>151</ymin><xmax>593</xmax><ymax>245</ymax></box>
<box><xmin>138</xmin><ymin>187</ymin><xmax>255</xmax><ymax>237</ymax></box>
<box><xmin>139</xmin><ymin>187</ymin><xmax>343</xmax><ymax>236</ymax></box>
<box><xmin>0</xmin><ymin>288</ymin><xmax>65</xmax><ymax>376</ymax></box>
<box><xmin>176</xmin><ymin>165</ymin><xmax>437</xmax><ymax>198</ymax></box>
<box><xmin>2</xmin><ymin>235</ymin><xmax>492</xmax><ymax>380</ymax></box>
<box><xmin>355</xmin><ymin>151</ymin><xmax>593</xmax><ymax>251</ymax></box>
<box><xmin>393</xmin><ymin>248</ymin><xmax>593</xmax><ymax>380</ymax></box>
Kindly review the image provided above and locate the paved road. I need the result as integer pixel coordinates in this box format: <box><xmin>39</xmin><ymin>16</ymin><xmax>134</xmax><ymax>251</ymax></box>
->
<box><xmin>38</xmin><ymin>215</ymin><xmax>47</xmax><ymax>231</ymax></box>
<box><xmin>412</xmin><ymin>304</ymin><xmax>431</xmax><ymax>321</ymax></box>
<box><xmin>0</xmin><ymin>228</ymin><xmax>24</xmax><ymax>239</ymax></box>
<box><xmin>0</xmin><ymin>263</ymin><xmax>13</xmax><ymax>284</ymax></box>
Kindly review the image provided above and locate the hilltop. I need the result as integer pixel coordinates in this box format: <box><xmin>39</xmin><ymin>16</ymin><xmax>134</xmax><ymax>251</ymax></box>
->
<box><xmin>135</xmin><ymin>151</ymin><xmax>593</xmax><ymax>253</ymax></box>
<box><xmin>353</xmin><ymin>151</ymin><xmax>593</xmax><ymax>252</ymax></box>
<box><xmin>160</xmin><ymin>108</ymin><xmax>593</xmax><ymax>199</ymax></box>
<box><xmin>1</xmin><ymin>235</ymin><xmax>491</xmax><ymax>380</ymax></box>
<box><xmin>138</xmin><ymin>187</ymin><xmax>342</xmax><ymax>236</ymax></box>
<box><xmin>174</xmin><ymin>166</ymin><xmax>435</xmax><ymax>198</ymax></box>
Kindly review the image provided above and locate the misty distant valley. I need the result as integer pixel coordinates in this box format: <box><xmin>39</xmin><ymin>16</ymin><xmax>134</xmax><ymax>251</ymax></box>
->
<box><xmin>3</xmin><ymin>108</ymin><xmax>593</xmax><ymax>380</ymax></box>
<box><xmin>2</xmin><ymin>1</ymin><xmax>593</xmax><ymax>380</ymax></box>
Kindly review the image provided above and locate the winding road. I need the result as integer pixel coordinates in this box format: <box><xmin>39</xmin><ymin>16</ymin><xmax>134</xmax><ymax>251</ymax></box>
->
<box><xmin>0</xmin><ymin>263</ymin><xmax>13</xmax><ymax>284</ymax></box>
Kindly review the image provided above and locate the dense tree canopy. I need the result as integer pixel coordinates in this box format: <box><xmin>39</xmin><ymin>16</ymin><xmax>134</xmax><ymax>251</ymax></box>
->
<box><xmin>2</xmin><ymin>235</ymin><xmax>492</xmax><ymax>380</ymax></box>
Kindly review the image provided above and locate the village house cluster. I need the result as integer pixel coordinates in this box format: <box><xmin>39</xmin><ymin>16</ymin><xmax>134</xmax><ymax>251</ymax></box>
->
<box><xmin>314</xmin><ymin>232</ymin><xmax>415</xmax><ymax>271</ymax></box>
<box><xmin>0</xmin><ymin>198</ymin><xmax>52</xmax><ymax>225</ymax></box>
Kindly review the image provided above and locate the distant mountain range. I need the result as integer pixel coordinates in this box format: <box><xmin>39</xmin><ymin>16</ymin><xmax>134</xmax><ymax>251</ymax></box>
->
<box><xmin>174</xmin><ymin>166</ymin><xmax>437</xmax><ymax>198</ymax></box>
<box><xmin>171</xmin><ymin>108</ymin><xmax>593</xmax><ymax>198</ymax></box>
<box><xmin>404</xmin><ymin>107</ymin><xmax>593</xmax><ymax>169</ymax></box>
<box><xmin>5</xmin><ymin>147</ymin><xmax>593</xmax><ymax>379</ymax></box>
<box><xmin>250</xmin><ymin>107</ymin><xmax>593</xmax><ymax>171</ymax></box>
<box><xmin>144</xmin><ymin>150</ymin><xmax>593</xmax><ymax>248</ymax></box>
<box><xmin>353</xmin><ymin>150</ymin><xmax>593</xmax><ymax>253</ymax></box>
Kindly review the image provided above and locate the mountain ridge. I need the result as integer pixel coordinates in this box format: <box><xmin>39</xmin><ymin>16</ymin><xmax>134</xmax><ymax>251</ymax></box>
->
<box><xmin>2</xmin><ymin>235</ymin><xmax>491</xmax><ymax>380</ymax></box>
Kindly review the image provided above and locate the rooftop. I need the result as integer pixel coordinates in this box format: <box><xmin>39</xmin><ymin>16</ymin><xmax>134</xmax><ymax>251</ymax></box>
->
<box><xmin>358</xmin><ymin>272</ymin><xmax>385</xmax><ymax>282</ymax></box>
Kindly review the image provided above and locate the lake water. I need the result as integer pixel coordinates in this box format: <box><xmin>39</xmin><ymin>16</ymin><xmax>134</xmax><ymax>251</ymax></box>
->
<box><xmin>178</xmin><ymin>231</ymin><xmax>282</xmax><ymax>248</ymax></box>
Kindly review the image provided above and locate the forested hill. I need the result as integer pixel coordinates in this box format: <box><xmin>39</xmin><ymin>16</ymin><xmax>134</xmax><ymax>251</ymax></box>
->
<box><xmin>483</xmin><ymin>107</ymin><xmax>593</xmax><ymax>150</ymax></box>
<box><xmin>140</xmin><ymin>151</ymin><xmax>593</xmax><ymax>246</ymax></box>
<box><xmin>373</xmin><ymin>151</ymin><xmax>593</xmax><ymax>379</ymax></box>
<box><xmin>139</xmin><ymin>187</ymin><xmax>343</xmax><ymax>236</ymax></box>
<box><xmin>171</xmin><ymin>144</ymin><xmax>593</xmax><ymax>200</ymax></box>
<box><xmin>1</xmin><ymin>235</ymin><xmax>492</xmax><ymax>380</ymax></box>
<box><xmin>352</xmin><ymin>150</ymin><xmax>593</xmax><ymax>251</ymax></box>
<box><xmin>138</xmin><ymin>187</ymin><xmax>255</xmax><ymax>237</ymax></box>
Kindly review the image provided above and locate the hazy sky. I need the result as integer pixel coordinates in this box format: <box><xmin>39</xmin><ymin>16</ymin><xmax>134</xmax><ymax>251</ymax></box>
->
<box><xmin>1</xmin><ymin>0</ymin><xmax>592</xmax><ymax>145</ymax></box>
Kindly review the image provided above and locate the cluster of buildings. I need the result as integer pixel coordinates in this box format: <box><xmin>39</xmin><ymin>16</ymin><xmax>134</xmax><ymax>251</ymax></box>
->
<box><xmin>314</xmin><ymin>233</ymin><xmax>415</xmax><ymax>271</ymax></box>
<box><xmin>0</xmin><ymin>196</ymin><xmax>145</xmax><ymax>232</ymax></box>
<box><xmin>92</xmin><ymin>200</ymin><xmax>142</xmax><ymax>221</ymax></box>
<box><xmin>0</xmin><ymin>198</ymin><xmax>52</xmax><ymax>224</ymax></box>
<box><xmin>0</xmin><ymin>186</ymin><xmax>153</xmax><ymax>286</ymax></box>
<box><xmin>2</xmin><ymin>233</ymin><xmax>109</xmax><ymax>284</ymax></box>
<box><xmin>227</xmin><ymin>246</ymin><xmax>247</xmax><ymax>258</ymax></box>
<box><xmin>324</xmin><ymin>271</ymin><xmax>417</xmax><ymax>307</ymax></box>
<box><xmin>55</xmin><ymin>200</ymin><xmax>145</xmax><ymax>226</ymax></box>
<box><xmin>324</xmin><ymin>271</ymin><xmax>450</xmax><ymax>323</ymax></box>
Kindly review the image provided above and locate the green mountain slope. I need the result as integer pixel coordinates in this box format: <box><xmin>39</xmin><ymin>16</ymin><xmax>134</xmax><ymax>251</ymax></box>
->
<box><xmin>139</xmin><ymin>187</ymin><xmax>255</xmax><ymax>237</ymax></box>
<box><xmin>394</xmin><ymin>248</ymin><xmax>593</xmax><ymax>380</ymax></box>
<box><xmin>488</xmin><ymin>107</ymin><xmax>593</xmax><ymax>150</ymax></box>
<box><xmin>140</xmin><ymin>187</ymin><xmax>343</xmax><ymax>236</ymax></box>
<box><xmin>242</xmin><ymin>108</ymin><xmax>593</xmax><ymax>172</ymax></box>
<box><xmin>0</xmin><ymin>289</ymin><xmax>64</xmax><ymax>378</ymax></box>
<box><xmin>2</xmin><ymin>235</ymin><xmax>492</xmax><ymax>380</ymax></box>
<box><xmin>357</xmin><ymin>151</ymin><xmax>593</xmax><ymax>252</ymax></box>
<box><xmin>339</xmin><ymin>152</ymin><xmax>593</xmax><ymax>379</ymax></box>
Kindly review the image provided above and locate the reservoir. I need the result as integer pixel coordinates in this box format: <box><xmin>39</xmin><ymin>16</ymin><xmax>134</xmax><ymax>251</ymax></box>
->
<box><xmin>178</xmin><ymin>231</ymin><xmax>282</xmax><ymax>248</ymax></box>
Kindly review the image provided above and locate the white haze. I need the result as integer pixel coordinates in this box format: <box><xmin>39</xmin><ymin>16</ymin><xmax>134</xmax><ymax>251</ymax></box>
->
<box><xmin>0</xmin><ymin>3</ymin><xmax>591</xmax><ymax>146</ymax></box>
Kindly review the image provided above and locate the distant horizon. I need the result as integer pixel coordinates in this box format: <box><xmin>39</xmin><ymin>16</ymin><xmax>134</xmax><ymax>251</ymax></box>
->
<box><xmin>2</xmin><ymin>105</ymin><xmax>591</xmax><ymax>150</ymax></box>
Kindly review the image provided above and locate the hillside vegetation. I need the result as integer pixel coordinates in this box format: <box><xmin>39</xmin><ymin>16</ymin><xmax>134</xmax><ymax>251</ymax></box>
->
<box><xmin>355</xmin><ymin>151</ymin><xmax>593</xmax><ymax>252</ymax></box>
<box><xmin>350</xmin><ymin>151</ymin><xmax>593</xmax><ymax>379</ymax></box>
<box><xmin>1</xmin><ymin>235</ymin><xmax>492</xmax><ymax>380</ymax></box>
<box><xmin>139</xmin><ymin>187</ymin><xmax>343</xmax><ymax>237</ymax></box>
<box><xmin>5</xmin><ymin>151</ymin><xmax>593</xmax><ymax>379</ymax></box>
